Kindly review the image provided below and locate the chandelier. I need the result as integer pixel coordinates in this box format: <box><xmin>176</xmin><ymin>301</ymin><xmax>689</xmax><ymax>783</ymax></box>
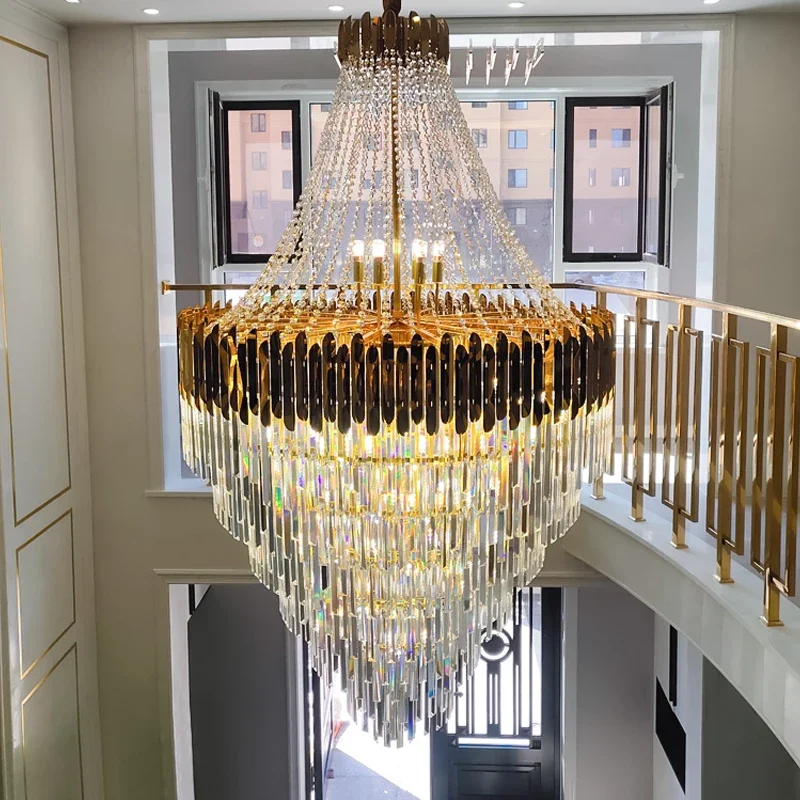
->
<box><xmin>177</xmin><ymin>3</ymin><xmax>615</xmax><ymax>745</ymax></box>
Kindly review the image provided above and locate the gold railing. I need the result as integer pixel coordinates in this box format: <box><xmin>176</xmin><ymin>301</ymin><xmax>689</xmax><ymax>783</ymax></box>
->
<box><xmin>163</xmin><ymin>280</ymin><xmax>800</xmax><ymax>627</ymax></box>
<box><xmin>551</xmin><ymin>283</ymin><xmax>800</xmax><ymax>628</ymax></box>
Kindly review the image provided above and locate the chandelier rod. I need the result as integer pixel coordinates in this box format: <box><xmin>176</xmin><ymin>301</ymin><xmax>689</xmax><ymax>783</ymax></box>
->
<box><xmin>389</xmin><ymin>9</ymin><xmax>403</xmax><ymax>318</ymax></box>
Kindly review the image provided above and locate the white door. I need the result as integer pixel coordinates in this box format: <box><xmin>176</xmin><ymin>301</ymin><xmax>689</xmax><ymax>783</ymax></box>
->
<box><xmin>0</xmin><ymin>7</ymin><xmax>103</xmax><ymax>799</ymax></box>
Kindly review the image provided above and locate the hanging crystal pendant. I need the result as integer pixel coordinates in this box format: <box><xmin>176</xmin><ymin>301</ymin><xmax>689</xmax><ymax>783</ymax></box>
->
<box><xmin>177</xmin><ymin>3</ymin><xmax>615</xmax><ymax>745</ymax></box>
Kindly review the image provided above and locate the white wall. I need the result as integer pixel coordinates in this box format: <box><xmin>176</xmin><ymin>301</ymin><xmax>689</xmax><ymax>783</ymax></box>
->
<box><xmin>721</xmin><ymin>14</ymin><xmax>800</xmax><ymax>325</ymax></box>
<box><xmin>0</xmin><ymin>2</ymin><xmax>103</xmax><ymax>798</ymax></box>
<box><xmin>564</xmin><ymin>584</ymin><xmax>655</xmax><ymax>800</ymax></box>
<box><xmin>653</xmin><ymin>618</ymin><xmax>703</xmax><ymax>800</ymax></box>
<box><xmin>65</xmin><ymin>12</ymin><xmax>800</xmax><ymax>800</ymax></box>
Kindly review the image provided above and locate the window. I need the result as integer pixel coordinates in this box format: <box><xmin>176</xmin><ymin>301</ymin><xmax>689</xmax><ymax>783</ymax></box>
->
<box><xmin>508</xmin><ymin>129</ymin><xmax>528</xmax><ymax>149</ymax></box>
<box><xmin>564</xmin><ymin>98</ymin><xmax>644</xmax><ymax>262</ymax></box>
<box><xmin>210</xmin><ymin>97</ymin><xmax>302</xmax><ymax>264</ymax></box>
<box><xmin>508</xmin><ymin>169</ymin><xmax>528</xmax><ymax>188</ymax></box>
<box><xmin>550</xmin><ymin>129</ymin><xmax>555</xmax><ymax>149</ymax></box>
<box><xmin>564</xmin><ymin>270</ymin><xmax>646</xmax><ymax>319</ymax></box>
<box><xmin>472</xmin><ymin>128</ymin><xmax>488</xmax><ymax>148</ymax></box>
<box><xmin>612</xmin><ymin>128</ymin><xmax>632</xmax><ymax>148</ymax></box>
<box><xmin>644</xmin><ymin>85</ymin><xmax>673</xmax><ymax>265</ymax></box>
<box><xmin>460</xmin><ymin>99</ymin><xmax>556</xmax><ymax>279</ymax></box>
<box><xmin>363</xmin><ymin>170</ymin><xmax>383</xmax><ymax>190</ymax></box>
<box><xmin>549</xmin><ymin>168</ymin><xmax>555</xmax><ymax>189</ymax></box>
<box><xmin>407</xmin><ymin>168</ymin><xmax>419</xmax><ymax>189</ymax></box>
<box><xmin>471</xmin><ymin>101</ymin><xmax>488</xmax><ymax>108</ymax></box>
<box><xmin>508</xmin><ymin>101</ymin><xmax>528</xmax><ymax>110</ymax></box>
<box><xmin>611</xmin><ymin>167</ymin><xmax>631</xmax><ymax>187</ymax></box>
<box><xmin>509</xmin><ymin>206</ymin><xmax>527</xmax><ymax>226</ymax></box>
<box><xmin>319</xmin><ymin>102</ymin><xmax>332</xmax><ymax>112</ymax></box>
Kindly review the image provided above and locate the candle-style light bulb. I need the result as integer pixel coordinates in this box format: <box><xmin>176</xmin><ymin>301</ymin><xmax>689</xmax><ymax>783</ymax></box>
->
<box><xmin>352</xmin><ymin>239</ymin><xmax>365</xmax><ymax>283</ymax></box>
<box><xmin>352</xmin><ymin>240</ymin><xmax>365</xmax><ymax>259</ymax></box>
<box><xmin>372</xmin><ymin>239</ymin><xmax>386</xmax><ymax>260</ymax></box>
<box><xmin>412</xmin><ymin>239</ymin><xmax>428</xmax><ymax>261</ymax></box>
<box><xmin>432</xmin><ymin>240</ymin><xmax>445</xmax><ymax>284</ymax></box>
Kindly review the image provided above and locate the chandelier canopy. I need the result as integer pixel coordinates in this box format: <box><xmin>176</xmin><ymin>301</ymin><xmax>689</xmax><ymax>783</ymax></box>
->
<box><xmin>177</xmin><ymin>3</ymin><xmax>615</xmax><ymax>745</ymax></box>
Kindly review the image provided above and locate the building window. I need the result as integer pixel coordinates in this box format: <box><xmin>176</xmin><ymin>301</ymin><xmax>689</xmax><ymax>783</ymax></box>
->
<box><xmin>508</xmin><ymin>129</ymin><xmax>528</xmax><ymax>149</ymax></box>
<box><xmin>250</xmin><ymin>113</ymin><xmax>267</xmax><ymax>133</ymax></box>
<box><xmin>471</xmin><ymin>101</ymin><xmax>488</xmax><ymax>108</ymax></box>
<box><xmin>363</xmin><ymin>170</ymin><xmax>383</xmax><ymax>190</ymax></box>
<box><xmin>319</xmin><ymin>102</ymin><xmax>332</xmax><ymax>112</ymax></box>
<box><xmin>550</xmin><ymin>129</ymin><xmax>555</xmax><ymax>149</ymax></box>
<box><xmin>612</xmin><ymin>128</ymin><xmax>632</xmax><ymax>148</ymax></box>
<box><xmin>564</xmin><ymin>95</ymin><xmax>671</xmax><ymax>263</ymax></box>
<box><xmin>507</xmin><ymin>168</ymin><xmax>528</xmax><ymax>188</ymax></box>
<box><xmin>508</xmin><ymin>101</ymin><xmax>528</xmax><ymax>110</ymax></box>
<box><xmin>508</xmin><ymin>206</ymin><xmax>527</xmax><ymax>226</ymax></box>
<box><xmin>407</xmin><ymin>168</ymin><xmax>420</xmax><ymax>190</ymax></box>
<box><xmin>549</xmin><ymin>168</ymin><xmax>555</xmax><ymax>189</ymax></box>
<box><xmin>472</xmin><ymin>128</ymin><xmax>488</xmax><ymax>148</ymax></box>
<box><xmin>611</xmin><ymin>167</ymin><xmax>632</xmax><ymax>187</ymax></box>
<box><xmin>210</xmin><ymin>98</ymin><xmax>302</xmax><ymax>264</ymax></box>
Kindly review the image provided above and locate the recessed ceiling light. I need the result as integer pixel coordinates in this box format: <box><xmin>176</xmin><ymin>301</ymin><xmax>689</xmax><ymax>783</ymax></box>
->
<box><xmin>508</xmin><ymin>2</ymin><xmax>525</xmax><ymax>7</ymax></box>
<box><xmin>328</xmin><ymin>4</ymin><xmax>344</xmax><ymax>10</ymax></box>
<box><xmin>143</xmin><ymin>7</ymin><xmax>160</xmax><ymax>14</ymax></box>
<box><xmin>703</xmin><ymin>0</ymin><xmax>721</xmax><ymax>4</ymax></box>
<box><xmin>65</xmin><ymin>0</ymin><xmax>80</xmax><ymax>4</ymax></box>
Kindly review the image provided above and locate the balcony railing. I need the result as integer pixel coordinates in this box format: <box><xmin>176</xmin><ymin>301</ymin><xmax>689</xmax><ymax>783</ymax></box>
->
<box><xmin>163</xmin><ymin>280</ymin><xmax>800</xmax><ymax>627</ymax></box>
<box><xmin>551</xmin><ymin>282</ymin><xmax>800</xmax><ymax>628</ymax></box>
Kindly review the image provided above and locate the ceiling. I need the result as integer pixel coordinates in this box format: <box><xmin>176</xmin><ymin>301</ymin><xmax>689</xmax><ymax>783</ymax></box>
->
<box><xmin>23</xmin><ymin>0</ymin><xmax>800</xmax><ymax>25</ymax></box>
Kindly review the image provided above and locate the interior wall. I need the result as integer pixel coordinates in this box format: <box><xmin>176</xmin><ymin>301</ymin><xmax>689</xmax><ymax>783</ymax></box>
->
<box><xmin>653</xmin><ymin>617</ymin><xmax>703</xmax><ymax>800</ymax></box>
<box><xmin>702</xmin><ymin>659</ymin><xmax>800</xmax><ymax>798</ymax></box>
<box><xmin>722</xmin><ymin>14</ymin><xmax>800</xmax><ymax>326</ymax></box>
<box><xmin>566</xmin><ymin>584</ymin><xmax>655</xmax><ymax>800</ymax></box>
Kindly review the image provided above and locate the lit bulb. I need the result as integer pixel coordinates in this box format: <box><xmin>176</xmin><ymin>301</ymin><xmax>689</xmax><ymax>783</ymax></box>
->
<box><xmin>432</xmin><ymin>241</ymin><xmax>445</xmax><ymax>258</ymax></box>
<box><xmin>352</xmin><ymin>240</ymin><xmax>365</xmax><ymax>258</ymax></box>
<box><xmin>412</xmin><ymin>239</ymin><xmax>428</xmax><ymax>260</ymax></box>
<box><xmin>372</xmin><ymin>239</ymin><xmax>386</xmax><ymax>259</ymax></box>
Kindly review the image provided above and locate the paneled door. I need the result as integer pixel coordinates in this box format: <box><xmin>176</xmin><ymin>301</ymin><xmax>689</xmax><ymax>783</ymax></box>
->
<box><xmin>0</xmin><ymin>7</ymin><xmax>102</xmax><ymax>800</ymax></box>
<box><xmin>431</xmin><ymin>589</ymin><xmax>561</xmax><ymax>800</ymax></box>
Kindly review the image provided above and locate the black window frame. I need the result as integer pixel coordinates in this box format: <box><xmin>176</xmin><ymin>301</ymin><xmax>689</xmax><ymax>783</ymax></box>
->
<box><xmin>563</xmin><ymin>96</ymin><xmax>647</xmax><ymax>264</ymax></box>
<box><xmin>211</xmin><ymin>96</ymin><xmax>303</xmax><ymax>266</ymax></box>
<box><xmin>643</xmin><ymin>85</ymin><xmax>674</xmax><ymax>266</ymax></box>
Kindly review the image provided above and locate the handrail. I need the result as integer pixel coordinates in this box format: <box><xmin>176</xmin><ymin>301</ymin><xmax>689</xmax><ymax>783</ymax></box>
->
<box><xmin>165</xmin><ymin>279</ymin><xmax>800</xmax><ymax>627</ymax></box>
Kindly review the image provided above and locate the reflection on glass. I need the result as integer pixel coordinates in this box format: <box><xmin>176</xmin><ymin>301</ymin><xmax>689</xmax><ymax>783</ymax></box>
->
<box><xmin>571</xmin><ymin>105</ymin><xmax>641</xmax><ymax>255</ymax></box>
<box><xmin>564</xmin><ymin>269</ymin><xmax>646</xmax><ymax>319</ymax></box>
<box><xmin>227</xmin><ymin>108</ymin><xmax>295</xmax><ymax>256</ymax></box>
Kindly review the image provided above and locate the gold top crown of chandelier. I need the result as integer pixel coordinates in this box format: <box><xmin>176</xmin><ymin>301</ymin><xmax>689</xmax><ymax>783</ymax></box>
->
<box><xmin>177</xmin><ymin>0</ymin><xmax>615</xmax><ymax>745</ymax></box>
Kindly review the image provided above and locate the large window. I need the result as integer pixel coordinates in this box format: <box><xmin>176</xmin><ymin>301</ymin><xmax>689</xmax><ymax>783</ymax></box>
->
<box><xmin>564</xmin><ymin>92</ymin><xmax>672</xmax><ymax>263</ymax></box>
<box><xmin>210</xmin><ymin>96</ymin><xmax>302</xmax><ymax>264</ymax></box>
<box><xmin>460</xmin><ymin>99</ymin><xmax>556</xmax><ymax>278</ymax></box>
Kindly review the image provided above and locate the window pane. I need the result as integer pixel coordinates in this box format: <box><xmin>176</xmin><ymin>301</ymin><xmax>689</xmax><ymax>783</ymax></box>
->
<box><xmin>472</xmin><ymin>128</ymin><xmax>488</xmax><ymax>148</ymax></box>
<box><xmin>227</xmin><ymin>108</ymin><xmax>295</xmax><ymax>255</ymax></box>
<box><xmin>564</xmin><ymin>269</ymin><xmax>645</xmax><ymax>319</ymax></box>
<box><xmin>463</xmin><ymin>100</ymin><xmax>555</xmax><ymax>278</ymax></box>
<box><xmin>569</xmin><ymin>104</ymin><xmax>641</xmax><ymax>255</ymax></box>
<box><xmin>645</xmin><ymin>98</ymin><xmax>662</xmax><ymax>257</ymax></box>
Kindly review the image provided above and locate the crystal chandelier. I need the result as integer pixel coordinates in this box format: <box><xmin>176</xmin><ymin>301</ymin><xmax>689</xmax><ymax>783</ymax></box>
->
<box><xmin>177</xmin><ymin>3</ymin><xmax>615</xmax><ymax>744</ymax></box>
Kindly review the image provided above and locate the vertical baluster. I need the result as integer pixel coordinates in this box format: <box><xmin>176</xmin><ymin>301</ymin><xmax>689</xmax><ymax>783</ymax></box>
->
<box><xmin>631</xmin><ymin>297</ymin><xmax>647</xmax><ymax>521</ymax></box>
<box><xmin>763</xmin><ymin>324</ymin><xmax>788</xmax><ymax>626</ymax></box>
<box><xmin>672</xmin><ymin>304</ymin><xmax>692</xmax><ymax>549</ymax></box>
<box><xmin>716</xmin><ymin>313</ymin><xmax>738</xmax><ymax>583</ymax></box>
<box><xmin>593</xmin><ymin>290</ymin><xmax>608</xmax><ymax>500</ymax></box>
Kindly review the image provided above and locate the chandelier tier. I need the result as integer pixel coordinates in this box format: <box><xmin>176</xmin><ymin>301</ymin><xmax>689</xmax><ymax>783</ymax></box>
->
<box><xmin>177</xmin><ymin>4</ymin><xmax>615</xmax><ymax>745</ymax></box>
